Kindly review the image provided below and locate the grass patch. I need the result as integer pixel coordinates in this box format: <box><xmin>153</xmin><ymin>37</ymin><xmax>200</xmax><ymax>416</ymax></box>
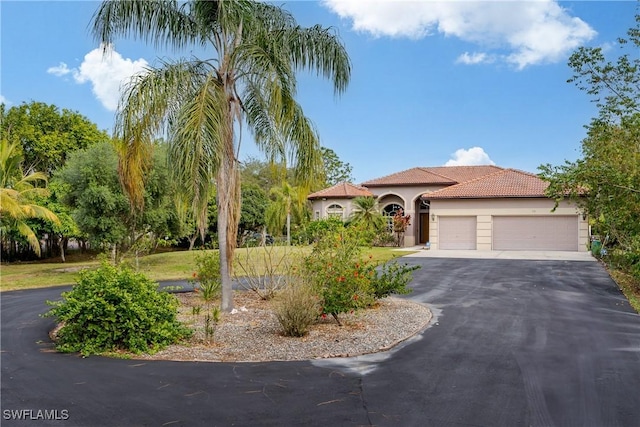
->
<box><xmin>610</xmin><ymin>269</ymin><xmax>640</xmax><ymax>313</ymax></box>
<box><xmin>1</xmin><ymin>246</ymin><xmax>409</xmax><ymax>292</ymax></box>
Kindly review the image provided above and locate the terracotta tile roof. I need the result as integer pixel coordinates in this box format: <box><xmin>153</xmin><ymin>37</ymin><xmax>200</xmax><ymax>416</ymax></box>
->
<box><xmin>360</xmin><ymin>167</ymin><xmax>457</xmax><ymax>186</ymax></box>
<box><xmin>423</xmin><ymin>169</ymin><xmax>549</xmax><ymax>199</ymax></box>
<box><xmin>360</xmin><ymin>165</ymin><xmax>503</xmax><ymax>187</ymax></box>
<box><xmin>307</xmin><ymin>182</ymin><xmax>374</xmax><ymax>200</ymax></box>
<box><xmin>426</xmin><ymin>165</ymin><xmax>504</xmax><ymax>184</ymax></box>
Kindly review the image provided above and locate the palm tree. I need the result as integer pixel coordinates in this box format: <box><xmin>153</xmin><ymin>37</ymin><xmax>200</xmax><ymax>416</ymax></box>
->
<box><xmin>349</xmin><ymin>196</ymin><xmax>385</xmax><ymax>232</ymax></box>
<box><xmin>92</xmin><ymin>0</ymin><xmax>351</xmax><ymax>311</ymax></box>
<box><xmin>265</xmin><ymin>181</ymin><xmax>306</xmax><ymax>245</ymax></box>
<box><xmin>0</xmin><ymin>139</ymin><xmax>59</xmax><ymax>256</ymax></box>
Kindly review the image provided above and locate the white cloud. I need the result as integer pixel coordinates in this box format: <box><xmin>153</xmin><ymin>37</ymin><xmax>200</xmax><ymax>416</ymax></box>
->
<box><xmin>47</xmin><ymin>62</ymin><xmax>72</xmax><ymax>77</ymax></box>
<box><xmin>323</xmin><ymin>0</ymin><xmax>596</xmax><ymax>69</ymax></box>
<box><xmin>456</xmin><ymin>52</ymin><xmax>494</xmax><ymax>65</ymax></box>
<box><xmin>0</xmin><ymin>94</ymin><xmax>9</xmax><ymax>105</ymax></box>
<box><xmin>49</xmin><ymin>45</ymin><xmax>149</xmax><ymax>111</ymax></box>
<box><xmin>445</xmin><ymin>147</ymin><xmax>495</xmax><ymax>166</ymax></box>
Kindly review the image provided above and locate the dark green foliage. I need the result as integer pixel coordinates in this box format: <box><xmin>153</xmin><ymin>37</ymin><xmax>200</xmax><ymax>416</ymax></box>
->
<box><xmin>540</xmin><ymin>13</ymin><xmax>639</xmax><ymax>281</ymax></box>
<box><xmin>53</xmin><ymin>142</ymin><xmax>181</xmax><ymax>258</ymax></box>
<box><xmin>321</xmin><ymin>147</ymin><xmax>354</xmax><ymax>186</ymax></box>
<box><xmin>370</xmin><ymin>261</ymin><xmax>419</xmax><ymax>299</ymax></box>
<box><xmin>239</xmin><ymin>183</ymin><xmax>268</xmax><ymax>233</ymax></box>
<box><xmin>45</xmin><ymin>263</ymin><xmax>191</xmax><ymax>356</ymax></box>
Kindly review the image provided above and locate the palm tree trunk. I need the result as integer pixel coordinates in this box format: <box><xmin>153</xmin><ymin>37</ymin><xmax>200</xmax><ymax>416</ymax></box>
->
<box><xmin>217</xmin><ymin>160</ymin><xmax>233</xmax><ymax>312</ymax></box>
<box><xmin>218</xmin><ymin>93</ymin><xmax>241</xmax><ymax>312</ymax></box>
<box><xmin>286</xmin><ymin>211</ymin><xmax>291</xmax><ymax>246</ymax></box>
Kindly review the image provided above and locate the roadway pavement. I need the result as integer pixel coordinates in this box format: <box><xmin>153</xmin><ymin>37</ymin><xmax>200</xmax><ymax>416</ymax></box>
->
<box><xmin>2</xmin><ymin>257</ymin><xmax>638</xmax><ymax>426</ymax></box>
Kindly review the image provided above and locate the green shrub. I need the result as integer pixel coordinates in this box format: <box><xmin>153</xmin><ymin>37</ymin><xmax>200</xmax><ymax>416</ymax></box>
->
<box><xmin>370</xmin><ymin>261</ymin><xmax>419</xmax><ymax>299</ymax></box>
<box><xmin>191</xmin><ymin>251</ymin><xmax>222</xmax><ymax>302</ymax></box>
<box><xmin>273</xmin><ymin>278</ymin><xmax>321</xmax><ymax>337</ymax></box>
<box><xmin>303</xmin><ymin>228</ymin><xmax>374</xmax><ymax>325</ymax></box>
<box><xmin>299</xmin><ymin>217</ymin><xmax>345</xmax><ymax>244</ymax></box>
<box><xmin>45</xmin><ymin>262</ymin><xmax>191</xmax><ymax>356</ymax></box>
<box><xmin>302</xmin><ymin>227</ymin><xmax>420</xmax><ymax>325</ymax></box>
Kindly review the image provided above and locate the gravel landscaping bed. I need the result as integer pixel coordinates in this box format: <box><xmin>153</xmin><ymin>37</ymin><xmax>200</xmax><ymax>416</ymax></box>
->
<box><xmin>137</xmin><ymin>291</ymin><xmax>432</xmax><ymax>362</ymax></box>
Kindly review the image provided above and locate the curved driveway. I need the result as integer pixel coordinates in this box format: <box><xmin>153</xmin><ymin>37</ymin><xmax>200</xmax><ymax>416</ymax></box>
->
<box><xmin>2</xmin><ymin>258</ymin><xmax>639</xmax><ymax>426</ymax></box>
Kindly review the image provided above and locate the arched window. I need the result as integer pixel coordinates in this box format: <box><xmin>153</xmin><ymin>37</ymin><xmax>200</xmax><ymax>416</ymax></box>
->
<box><xmin>326</xmin><ymin>204</ymin><xmax>344</xmax><ymax>219</ymax></box>
<box><xmin>382</xmin><ymin>203</ymin><xmax>403</xmax><ymax>231</ymax></box>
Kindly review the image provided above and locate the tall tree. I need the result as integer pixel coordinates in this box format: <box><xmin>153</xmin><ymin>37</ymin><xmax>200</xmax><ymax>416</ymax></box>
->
<box><xmin>92</xmin><ymin>0</ymin><xmax>351</xmax><ymax>311</ymax></box>
<box><xmin>265</xmin><ymin>181</ymin><xmax>306</xmax><ymax>245</ymax></box>
<box><xmin>0</xmin><ymin>101</ymin><xmax>109</xmax><ymax>175</ymax></box>
<box><xmin>540</xmin><ymin>13</ymin><xmax>640</xmax><ymax>256</ymax></box>
<box><xmin>321</xmin><ymin>147</ymin><xmax>354</xmax><ymax>186</ymax></box>
<box><xmin>0</xmin><ymin>139</ymin><xmax>59</xmax><ymax>257</ymax></box>
<box><xmin>54</xmin><ymin>141</ymin><xmax>179</xmax><ymax>262</ymax></box>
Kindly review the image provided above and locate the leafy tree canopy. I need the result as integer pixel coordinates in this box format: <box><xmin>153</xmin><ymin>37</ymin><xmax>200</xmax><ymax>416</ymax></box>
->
<box><xmin>1</xmin><ymin>101</ymin><xmax>109</xmax><ymax>176</ymax></box>
<box><xmin>540</xmin><ymin>13</ymin><xmax>640</xmax><ymax>260</ymax></box>
<box><xmin>321</xmin><ymin>147</ymin><xmax>354</xmax><ymax>187</ymax></box>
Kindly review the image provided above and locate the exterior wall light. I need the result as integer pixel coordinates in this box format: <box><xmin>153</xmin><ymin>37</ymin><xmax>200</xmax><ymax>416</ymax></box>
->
<box><xmin>431</xmin><ymin>213</ymin><xmax>435</xmax><ymax>221</ymax></box>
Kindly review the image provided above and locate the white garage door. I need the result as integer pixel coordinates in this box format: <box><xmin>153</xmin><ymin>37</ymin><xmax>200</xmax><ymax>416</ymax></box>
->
<box><xmin>439</xmin><ymin>217</ymin><xmax>477</xmax><ymax>250</ymax></box>
<box><xmin>493</xmin><ymin>216</ymin><xmax>578</xmax><ymax>251</ymax></box>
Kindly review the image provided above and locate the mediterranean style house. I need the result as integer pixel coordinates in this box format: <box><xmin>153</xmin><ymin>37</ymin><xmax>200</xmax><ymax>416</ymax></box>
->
<box><xmin>307</xmin><ymin>165</ymin><xmax>589</xmax><ymax>252</ymax></box>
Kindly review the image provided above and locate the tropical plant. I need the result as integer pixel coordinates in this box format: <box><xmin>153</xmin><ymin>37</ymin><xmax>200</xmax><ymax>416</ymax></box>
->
<box><xmin>265</xmin><ymin>182</ymin><xmax>307</xmax><ymax>245</ymax></box>
<box><xmin>349</xmin><ymin>196</ymin><xmax>385</xmax><ymax>233</ymax></box>
<box><xmin>392</xmin><ymin>209</ymin><xmax>411</xmax><ymax>247</ymax></box>
<box><xmin>92</xmin><ymin>0</ymin><xmax>351</xmax><ymax>311</ymax></box>
<box><xmin>0</xmin><ymin>139</ymin><xmax>59</xmax><ymax>256</ymax></box>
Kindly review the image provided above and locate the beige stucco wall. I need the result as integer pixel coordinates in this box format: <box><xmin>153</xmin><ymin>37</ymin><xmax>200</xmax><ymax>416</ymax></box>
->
<box><xmin>372</xmin><ymin>185</ymin><xmax>447</xmax><ymax>247</ymax></box>
<box><xmin>309</xmin><ymin>198</ymin><xmax>359</xmax><ymax>221</ymax></box>
<box><xmin>429</xmin><ymin>198</ymin><xmax>589</xmax><ymax>251</ymax></box>
<box><xmin>310</xmin><ymin>185</ymin><xmax>447</xmax><ymax>247</ymax></box>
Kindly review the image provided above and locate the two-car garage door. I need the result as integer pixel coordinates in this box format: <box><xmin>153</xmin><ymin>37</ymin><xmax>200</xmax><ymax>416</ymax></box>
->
<box><xmin>493</xmin><ymin>216</ymin><xmax>578</xmax><ymax>251</ymax></box>
<box><xmin>438</xmin><ymin>215</ymin><xmax>579</xmax><ymax>251</ymax></box>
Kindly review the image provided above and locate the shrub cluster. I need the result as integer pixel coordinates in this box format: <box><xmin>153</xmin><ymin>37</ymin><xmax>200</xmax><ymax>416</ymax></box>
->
<box><xmin>45</xmin><ymin>262</ymin><xmax>191</xmax><ymax>356</ymax></box>
<box><xmin>273</xmin><ymin>226</ymin><xmax>420</xmax><ymax>332</ymax></box>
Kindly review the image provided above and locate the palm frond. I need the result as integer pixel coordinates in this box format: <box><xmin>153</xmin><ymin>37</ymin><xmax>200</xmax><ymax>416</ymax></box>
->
<box><xmin>169</xmin><ymin>73</ymin><xmax>226</xmax><ymax>236</ymax></box>
<box><xmin>115</xmin><ymin>59</ymin><xmax>212</xmax><ymax>209</ymax></box>
<box><xmin>92</xmin><ymin>0</ymin><xmax>198</xmax><ymax>51</ymax></box>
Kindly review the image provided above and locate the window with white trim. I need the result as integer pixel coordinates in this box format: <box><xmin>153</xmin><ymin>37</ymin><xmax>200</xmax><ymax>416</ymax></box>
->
<box><xmin>382</xmin><ymin>203</ymin><xmax>403</xmax><ymax>231</ymax></box>
<box><xmin>326</xmin><ymin>204</ymin><xmax>344</xmax><ymax>219</ymax></box>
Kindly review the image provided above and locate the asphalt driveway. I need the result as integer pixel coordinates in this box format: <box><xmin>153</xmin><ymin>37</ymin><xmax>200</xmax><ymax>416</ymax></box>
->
<box><xmin>2</xmin><ymin>258</ymin><xmax>639</xmax><ymax>426</ymax></box>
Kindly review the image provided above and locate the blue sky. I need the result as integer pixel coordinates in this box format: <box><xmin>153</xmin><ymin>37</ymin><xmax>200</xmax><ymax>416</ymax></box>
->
<box><xmin>1</xmin><ymin>1</ymin><xmax>637</xmax><ymax>183</ymax></box>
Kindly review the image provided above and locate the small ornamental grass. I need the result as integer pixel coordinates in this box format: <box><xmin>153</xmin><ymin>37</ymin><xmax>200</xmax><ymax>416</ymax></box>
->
<box><xmin>273</xmin><ymin>278</ymin><xmax>321</xmax><ymax>337</ymax></box>
<box><xmin>44</xmin><ymin>262</ymin><xmax>191</xmax><ymax>356</ymax></box>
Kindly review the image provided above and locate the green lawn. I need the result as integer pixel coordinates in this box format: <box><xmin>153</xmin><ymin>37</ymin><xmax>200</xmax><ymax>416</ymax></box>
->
<box><xmin>1</xmin><ymin>246</ymin><xmax>413</xmax><ymax>292</ymax></box>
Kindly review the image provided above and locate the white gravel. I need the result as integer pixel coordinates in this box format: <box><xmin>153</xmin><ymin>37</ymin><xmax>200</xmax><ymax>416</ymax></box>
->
<box><xmin>137</xmin><ymin>291</ymin><xmax>432</xmax><ymax>363</ymax></box>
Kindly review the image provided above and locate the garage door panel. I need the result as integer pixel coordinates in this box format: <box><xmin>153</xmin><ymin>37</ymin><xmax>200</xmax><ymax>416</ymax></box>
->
<box><xmin>439</xmin><ymin>217</ymin><xmax>477</xmax><ymax>250</ymax></box>
<box><xmin>493</xmin><ymin>216</ymin><xmax>578</xmax><ymax>251</ymax></box>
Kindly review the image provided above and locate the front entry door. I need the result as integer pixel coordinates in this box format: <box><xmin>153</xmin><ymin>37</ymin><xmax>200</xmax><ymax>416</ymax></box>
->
<box><xmin>420</xmin><ymin>213</ymin><xmax>430</xmax><ymax>244</ymax></box>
